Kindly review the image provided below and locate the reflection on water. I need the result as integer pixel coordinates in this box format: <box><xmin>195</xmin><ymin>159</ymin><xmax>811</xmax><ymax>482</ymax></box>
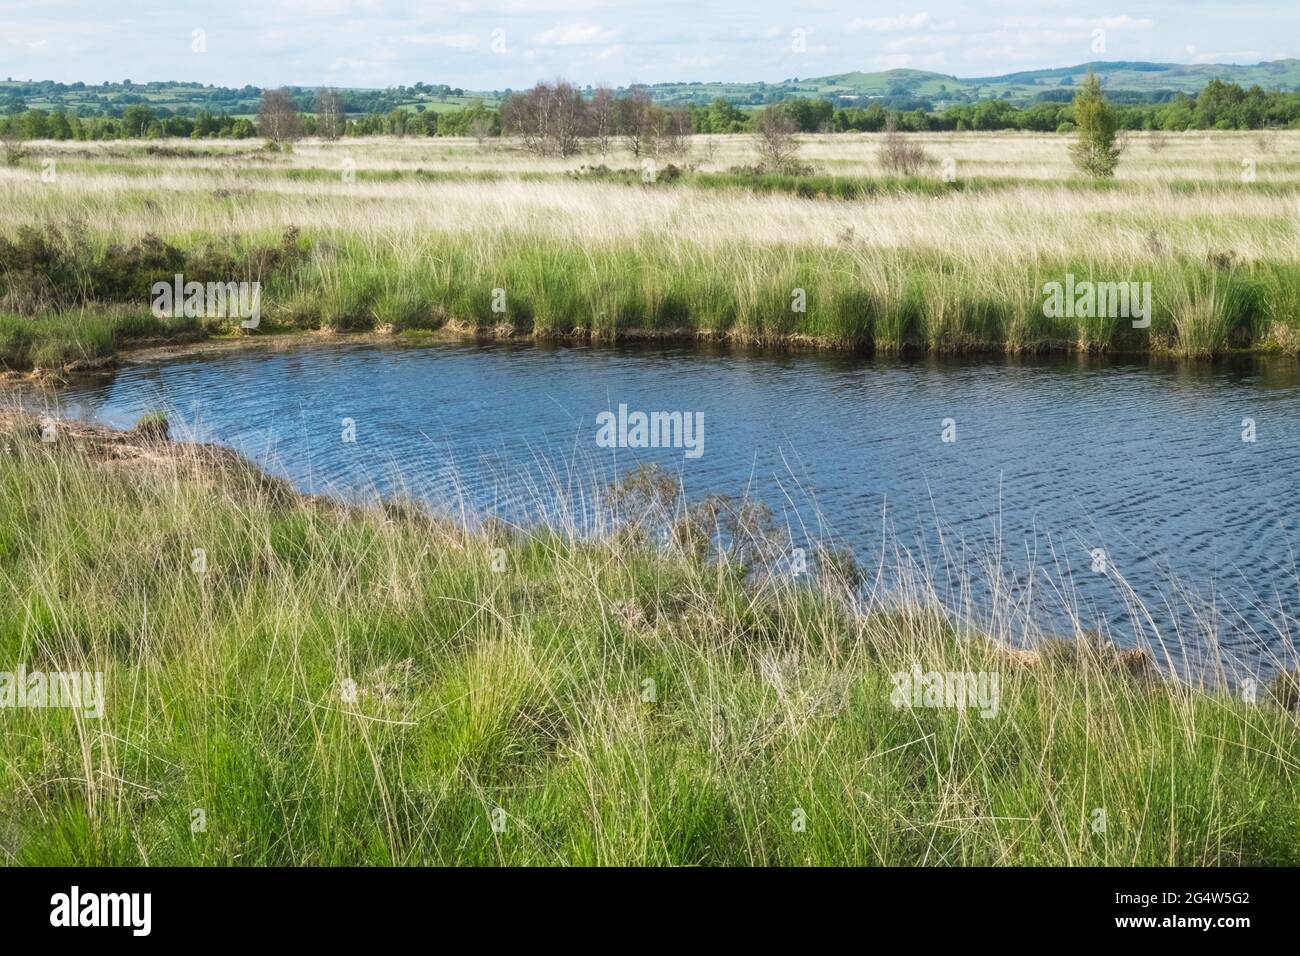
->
<box><xmin>23</xmin><ymin>339</ymin><xmax>1300</xmax><ymax>679</ymax></box>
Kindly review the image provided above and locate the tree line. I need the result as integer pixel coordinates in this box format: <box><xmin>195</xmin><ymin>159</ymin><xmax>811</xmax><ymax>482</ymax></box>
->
<box><xmin>833</xmin><ymin>81</ymin><xmax>1300</xmax><ymax>133</ymax></box>
<box><xmin>0</xmin><ymin>88</ymin><xmax>500</xmax><ymax>142</ymax></box>
<box><xmin>2</xmin><ymin>78</ymin><xmax>1297</xmax><ymax>144</ymax></box>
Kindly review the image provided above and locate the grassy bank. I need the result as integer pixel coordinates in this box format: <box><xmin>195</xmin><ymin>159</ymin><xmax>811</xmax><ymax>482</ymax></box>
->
<box><xmin>3</xmin><ymin>222</ymin><xmax>1300</xmax><ymax>370</ymax></box>
<box><xmin>0</xmin><ymin>409</ymin><xmax>1296</xmax><ymax>866</ymax></box>
<box><xmin>0</xmin><ymin>308</ymin><xmax>205</xmax><ymax>372</ymax></box>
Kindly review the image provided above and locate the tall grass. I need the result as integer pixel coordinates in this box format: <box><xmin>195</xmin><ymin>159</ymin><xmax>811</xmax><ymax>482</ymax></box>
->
<box><xmin>5</xmin><ymin>234</ymin><xmax>1299</xmax><ymax>368</ymax></box>
<box><xmin>270</xmin><ymin>232</ymin><xmax>1300</xmax><ymax>356</ymax></box>
<box><xmin>0</xmin><ymin>308</ymin><xmax>193</xmax><ymax>370</ymax></box>
<box><xmin>0</xmin><ymin>409</ymin><xmax>1296</xmax><ymax>866</ymax></box>
<box><xmin>2</xmin><ymin>130</ymin><xmax>1299</xmax><ymax>366</ymax></box>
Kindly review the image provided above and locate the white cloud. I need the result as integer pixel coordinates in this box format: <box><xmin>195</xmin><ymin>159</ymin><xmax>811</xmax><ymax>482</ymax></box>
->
<box><xmin>887</xmin><ymin>34</ymin><xmax>960</xmax><ymax>52</ymax></box>
<box><xmin>846</xmin><ymin>13</ymin><xmax>930</xmax><ymax>34</ymax></box>
<box><xmin>1191</xmin><ymin>49</ymin><xmax>1262</xmax><ymax>64</ymax></box>
<box><xmin>1093</xmin><ymin>15</ymin><xmax>1154</xmax><ymax>30</ymax></box>
<box><xmin>278</xmin><ymin>0</ymin><xmax>383</xmax><ymax>15</ymax></box>
<box><xmin>531</xmin><ymin>22</ymin><xmax>620</xmax><ymax>45</ymax></box>
<box><xmin>999</xmin><ymin>15</ymin><xmax>1154</xmax><ymax>31</ymax></box>
<box><xmin>677</xmin><ymin>53</ymin><xmax>722</xmax><ymax>68</ymax></box>
<box><xmin>959</xmin><ymin>46</ymin><xmax>1005</xmax><ymax>64</ymax></box>
<box><xmin>478</xmin><ymin>0</ymin><xmax>633</xmax><ymax>11</ymax></box>
<box><xmin>406</xmin><ymin>33</ymin><xmax>482</xmax><ymax>49</ymax></box>
<box><xmin>876</xmin><ymin>53</ymin><xmax>914</xmax><ymax>68</ymax></box>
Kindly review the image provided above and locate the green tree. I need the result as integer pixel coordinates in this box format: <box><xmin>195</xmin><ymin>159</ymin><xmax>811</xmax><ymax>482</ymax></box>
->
<box><xmin>972</xmin><ymin>98</ymin><xmax>1019</xmax><ymax>130</ymax></box>
<box><xmin>191</xmin><ymin>109</ymin><xmax>221</xmax><ymax>138</ymax></box>
<box><xmin>705</xmin><ymin>97</ymin><xmax>748</xmax><ymax>133</ymax></box>
<box><xmin>1159</xmin><ymin>94</ymin><xmax>1196</xmax><ymax>131</ymax></box>
<box><xmin>1194</xmin><ymin>79</ymin><xmax>1244</xmax><ymax>128</ymax></box>
<box><xmin>385</xmin><ymin>108</ymin><xmax>409</xmax><ymax>137</ymax></box>
<box><xmin>47</xmin><ymin>111</ymin><xmax>72</xmax><ymax>139</ymax></box>
<box><xmin>20</xmin><ymin>108</ymin><xmax>51</xmax><ymax>138</ymax></box>
<box><xmin>1069</xmin><ymin>71</ymin><xmax>1122</xmax><ymax>178</ymax></box>
<box><xmin>121</xmin><ymin>104</ymin><xmax>156</xmax><ymax>136</ymax></box>
<box><xmin>784</xmin><ymin>97</ymin><xmax>833</xmax><ymax>132</ymax></box>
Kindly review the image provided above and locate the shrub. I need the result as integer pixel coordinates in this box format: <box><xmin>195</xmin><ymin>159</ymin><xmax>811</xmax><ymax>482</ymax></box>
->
<box><xmin>2</xmin><ymin>135</ymin><xmax>26</xmax><ymax>167</ymax></box>
<box><xmin>0</xmin><ymin>223</ymin><xmax>307</xmax><ymax>317</ymax></box>
<box><xmin>878</xmin><ymin>113</ymin><xmax>935</xmax><ymax>176</ymax></box>
<box><xmin>752</xmin><ymin>106</ymin><xmax>802</xmax><ymax>174</ymax></box>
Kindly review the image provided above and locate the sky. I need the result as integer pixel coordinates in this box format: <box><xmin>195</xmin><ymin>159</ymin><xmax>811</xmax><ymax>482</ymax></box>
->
<box><xmin>1</xmin><ymin>0</ymin><xmax>1297</xmax><ymax>90</ymax></box>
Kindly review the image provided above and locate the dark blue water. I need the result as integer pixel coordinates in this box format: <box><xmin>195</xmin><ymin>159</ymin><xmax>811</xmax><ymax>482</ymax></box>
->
<box><xmin>30</xmin><ymin>340</ymin><xmax>1300</xmax><ymax>679</ymax></box>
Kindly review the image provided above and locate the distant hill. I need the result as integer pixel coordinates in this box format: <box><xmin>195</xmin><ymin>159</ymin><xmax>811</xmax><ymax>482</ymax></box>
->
<box><xmin>811</xmin><ymin>59</ymin><xmax>1300</xmax><ymax>99</ymax></box>
<box><xmin>637</xmin><ymin>59</ymin><xmax>1300</xmax><ymax>108</ymax></box>
<box><xmin>2</xmin><ymin>60</ymin><xmax>1298</xmax><ymax>117</ymax></box>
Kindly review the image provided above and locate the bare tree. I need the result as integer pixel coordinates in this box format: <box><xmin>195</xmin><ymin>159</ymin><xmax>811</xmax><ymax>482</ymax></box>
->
<box><xmin>500</xmin><ymin>79</ymin><xmax>587</xmax><ymax>156</ymax></box>
<box><xmin>468</xmin><ymin>115</ymin><xmax>494</xmax><ymax>149</ymax></box>
<box><xmin>701</xmin><ymin>133</ymin><xmax>718</xmax><ymax>166</ymax></box>
<box><xmin>314</xmin><ymin>88</ymin><xmax>346</xmax><ymax>140</ymax></box>
<box><xmin>615</xmin><ymin>86</ymin><xmax>652</xmax><ymax>158</ymax></box>
<box><xmin>500</xmin><ymin>91</ymin><xmax>542</xmax><ymax>154</ymax></box>
<box><xmin>668</xmin><ymin>108</ymin><xmax>693</xmax><ymax>156</ymax></box>
<box><xmin>643</xmin><ymin>105</ymin><xmax>692</xmax><ymax>158</ymax></box>
<box><xmin>589</xmin><ymin>85</ymin><xmax>615</xmax><ymax>159</ymax></box>
<box><xmin>258</xmin><ymin>88</ymin><xmax>304</xmax><ymax>144</ymax></box>
<box><xmin>642</xmin><ymin>105</ymin><xmax>663</xmax><ymax>158</ymax></box>
<box><xmin>550</xmin><ymin>80</ymin><xmax>586</xmax><ymax>156</ymax></box>
<box><xmin>753</xmin><ymin>105</ymin><xmax>800</xmax><ymax>172</ymax></box>
<box><xmin>878</xmin><ymin>112</ymin><xmax>933</xmax><ymax>175</ymax></box>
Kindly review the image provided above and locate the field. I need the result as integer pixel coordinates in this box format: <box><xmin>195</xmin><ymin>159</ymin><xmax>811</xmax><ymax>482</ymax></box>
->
<box><xmin>2</xmin><ymin>129</ymin><xmax>1299</xmax><ymax>373</ymax></box>
<box><xmin>1</xmin><ymin>408</ymin><xmax>1297</xmax><ymax>866</ymax></box>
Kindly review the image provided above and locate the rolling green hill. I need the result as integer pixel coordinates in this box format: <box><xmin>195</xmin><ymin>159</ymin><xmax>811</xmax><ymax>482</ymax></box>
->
<box><xmin>809</xmin><ymin>59</ymin><xmax>1300</xmax><ymax>101</ymax></box>
<box><xmin>640</xmin><ymin>59</ymin><xmax>1300</xmax><ymax>107</ymax></box>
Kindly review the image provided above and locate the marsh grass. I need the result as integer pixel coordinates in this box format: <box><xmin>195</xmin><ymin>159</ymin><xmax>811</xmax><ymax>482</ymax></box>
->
<box><xmin>274</xmin><ymin>235</ymin><xmax>1300</xmax><ymax>356</ymax></box>
<box><xmin>0</xmin><ymin>308</ymin><xmax>199</xmax><ymax>370</ymax></box>
<box><xmin>4</xmin><ymin>228</ymin><xmax>1299</xmax><ymax>367</ymax></box>
<box><xmin>0</xmin><ymin>409</ymin><xmax>1297</xmax><ymax>866</ymax></box>
<box><xmin>2</xmin><ymin>131</ymin><xmax>1299</xmax><ymax>367</ymax></box>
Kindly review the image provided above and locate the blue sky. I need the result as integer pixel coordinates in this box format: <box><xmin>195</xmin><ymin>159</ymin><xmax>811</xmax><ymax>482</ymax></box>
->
<box><xmin>1</xmin><ymin>1</ymin><xmax>1296</xmax><ymax>90</ymax></box>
